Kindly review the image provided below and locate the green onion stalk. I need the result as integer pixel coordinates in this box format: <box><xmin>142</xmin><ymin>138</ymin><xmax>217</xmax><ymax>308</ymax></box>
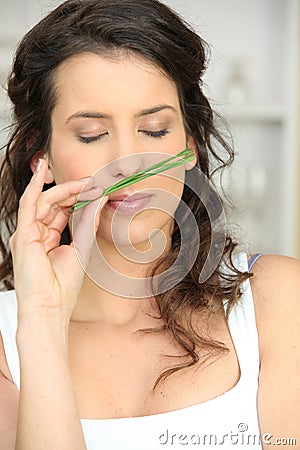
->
<box><xmin>68</xmin><ymin>147</ymin><xmax>195</xmax><ymax>213</ymax></box>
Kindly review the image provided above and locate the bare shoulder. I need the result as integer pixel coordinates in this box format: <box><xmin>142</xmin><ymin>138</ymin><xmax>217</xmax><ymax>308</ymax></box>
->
<box><xmin>249</xmin><ymin>254</ymin><xmax>300</xmax><ymax>446</ymax></box>
<box><xmin>249</xmin><ymin>253</ymin><xmax>300</xmax><ymax>305</ymax></box>
<box><xmin>249</xmin><ymin>254</ymin><xmax>300</xmax><ymax>348</ymax></box>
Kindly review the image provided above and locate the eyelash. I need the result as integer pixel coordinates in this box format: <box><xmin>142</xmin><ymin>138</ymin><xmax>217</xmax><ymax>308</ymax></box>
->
<box><xmin>141</xmin><ymin>129</ymin><xmax>170</xmax><ymax>138</ymax></box>
<box><xmin>78</xmin><ymin>129</ymin><xmax>170</xmax><ymax>144</ymax></box>
<box><xmin>78</xmin><ymin>134</ymin><xmax>107</xmax><ymax>144</ymax></box>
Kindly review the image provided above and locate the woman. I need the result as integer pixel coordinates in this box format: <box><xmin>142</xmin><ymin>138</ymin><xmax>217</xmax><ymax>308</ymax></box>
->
<box><xmin>0</xmin><ymin>1</ymin><xmax>299</xmax><ymax>449</ymax></box>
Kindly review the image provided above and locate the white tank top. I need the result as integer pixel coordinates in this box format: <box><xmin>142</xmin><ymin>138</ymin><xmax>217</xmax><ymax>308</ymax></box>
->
<box><xmin>0</xmin><ymin>252</ymin><xmax>262</xmax><ymax>449</ymax></box>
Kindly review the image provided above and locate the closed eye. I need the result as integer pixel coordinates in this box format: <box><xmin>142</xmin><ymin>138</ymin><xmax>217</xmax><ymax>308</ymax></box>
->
<box><xmin>140</xmin><ymin>129</ymin><xmax>170</xmax><ymax>138</ymax></box>
<box><xmin>78</xmin><ymin>133</ymin><xmax>108</xmax><ymax>144</ymax></box>
<box><xmin>78</xmin><ymin>129</ymin><xmax>170</xmax><ymax>143</ymax></box>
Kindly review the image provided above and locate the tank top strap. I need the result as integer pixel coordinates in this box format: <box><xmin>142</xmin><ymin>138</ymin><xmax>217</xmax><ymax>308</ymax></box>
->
<box><xmin>225</xmin><ymin>252</ymin><xmax>260</xmax><ymax>381</ymax></box>
<box><xmin>248</xmin><ymin>253</ymin><xmax>264</xmax><ymax>271</ymax></box>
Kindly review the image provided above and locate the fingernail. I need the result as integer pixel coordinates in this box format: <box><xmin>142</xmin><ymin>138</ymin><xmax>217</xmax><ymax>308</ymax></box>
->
<box><xmin>36</xmin><ymin>158</ymin><xmax>43</xmax><ymax>172</ymax></box>
<box><xmin>79</xmin><ymin>176</ymin><xmax>94</xmax><ymax>190</ymax></box>
<box><xmin>77</xmin><ymin>186</ymin><xmax>104</xmax><ymax>201</ymax></box>
<box><xmin>81</xmin><ymin>177</ymin><xmax>96</xmax><ymax>192</ymax></box>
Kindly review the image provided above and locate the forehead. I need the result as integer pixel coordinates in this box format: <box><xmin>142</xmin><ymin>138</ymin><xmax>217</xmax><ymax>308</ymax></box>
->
<box><xmin>52</xmin><ymin>52</ymin><xmax>180</xmax><ymax>114</ymax></box>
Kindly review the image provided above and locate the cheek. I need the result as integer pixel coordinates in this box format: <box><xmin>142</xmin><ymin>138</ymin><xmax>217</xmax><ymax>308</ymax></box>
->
<box><xmin>49</xmin><ymin>140</ymin><xmax>96</xmax><ymax>182</ymax></box>
<box><xmin>159</xmin><ymin>168</ymin><xmax>185</xmax><ymax>197</ymax></box>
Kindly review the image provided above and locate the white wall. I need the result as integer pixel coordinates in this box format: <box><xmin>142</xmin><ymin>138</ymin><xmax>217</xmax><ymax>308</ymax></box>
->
<box><xmin>166</xmin><ymin>0</ymin><xmax>300</xmax><ymax>256</ymax></box>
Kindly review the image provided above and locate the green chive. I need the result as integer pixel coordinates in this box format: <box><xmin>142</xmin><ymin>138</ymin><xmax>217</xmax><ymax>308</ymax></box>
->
<box><xmin>68</xmin><ymin>147</ymin><xmax>194</xmax><ymax>213</ymax></box>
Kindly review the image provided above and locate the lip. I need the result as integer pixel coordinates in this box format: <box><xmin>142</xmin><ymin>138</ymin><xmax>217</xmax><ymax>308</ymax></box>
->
<box><xmin>107</xmin><ymin>193</ymin><xmax>152</xmax><ymax>214</ymax></box>
<box><xmin>108</xmin><ymin>192</ymin><xmax>151</xmax><ymax>202</ymax></box>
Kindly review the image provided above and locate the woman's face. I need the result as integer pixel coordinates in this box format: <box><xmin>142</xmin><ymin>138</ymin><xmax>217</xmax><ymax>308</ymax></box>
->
<box><xmin>48</xmin><ymin>52</ymin><xmax>195</xmax><ymax>250</ymax></box>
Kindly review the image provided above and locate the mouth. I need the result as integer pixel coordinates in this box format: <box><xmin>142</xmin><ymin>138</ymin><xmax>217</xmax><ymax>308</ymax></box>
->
<box><xmin>107</xmin><ymin>192</ymin><xmax>153</xmax><ymax>214</ymax></box>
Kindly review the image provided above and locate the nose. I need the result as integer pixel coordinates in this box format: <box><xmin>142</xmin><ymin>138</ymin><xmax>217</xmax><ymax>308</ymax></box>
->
<box><xmin>109</xmin><ymin>149</ymin><xmax>144</xmax><ymax>182</ymax></box>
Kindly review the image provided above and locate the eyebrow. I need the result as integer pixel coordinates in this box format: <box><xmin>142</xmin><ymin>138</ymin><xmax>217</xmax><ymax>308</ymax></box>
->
<box><xmin>135</xmin><ymin>105</ymin><xmax>177</xmax><ymax>118</ymax></box>
<box><xmin>65</xmin><ymin>105</ymin><xmax>177</xmax><ymax>124</ymax></box>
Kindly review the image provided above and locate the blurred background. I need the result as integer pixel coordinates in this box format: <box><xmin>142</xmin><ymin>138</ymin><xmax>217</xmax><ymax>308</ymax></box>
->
<box><xmin>0</xmin><ymin>0</ymin><xmax>299</xmax><ymax>258</ymax></box>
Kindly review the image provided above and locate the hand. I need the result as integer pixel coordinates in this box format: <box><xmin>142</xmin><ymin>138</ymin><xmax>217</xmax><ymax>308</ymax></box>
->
<box><xmin>9</xmin><ymin>159</ymin><xmax>108</xmax><ymax>322</ymax></box>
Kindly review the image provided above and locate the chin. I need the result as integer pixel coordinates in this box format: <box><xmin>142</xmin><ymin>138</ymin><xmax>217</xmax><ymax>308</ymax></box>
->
<box><xmin>96</xmin><ymin>214</ymin><xmax>172</xmax><ymax>256</ymax></box>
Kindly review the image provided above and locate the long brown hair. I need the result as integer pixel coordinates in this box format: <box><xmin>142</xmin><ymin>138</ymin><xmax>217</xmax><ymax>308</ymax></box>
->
<box><xmin>0</xmin><ymin>0</ymin><xmax>251</xmax><ymax>390</ymax></box>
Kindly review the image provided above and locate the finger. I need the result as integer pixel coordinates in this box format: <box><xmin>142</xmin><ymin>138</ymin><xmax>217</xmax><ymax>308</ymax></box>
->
<box><xmin>41</xmin><ymin>208</ymin><xmax>70</xmax><ymax>241</ymax></box>
<box><xmin>77</xmin><ymin>186</ymin><xmax>104</xmax><ymax>202</ymax></box>
<box><xmin>17</xmin><ymin>161</ymin><xmax>93</xmax><ymax>229</ymax></box>
<box><xmin>42</xmin><ymin>228</ymin><xmax>63</xmax><ymax>254</ymax></box>
<box><xmin>37</xmin><ymin>186</ymin><xmax>104</xmax><ymax>226</ymax></box>
<box><xmin>16</xmin><ymin>158</ymin><xmax>48</xmax><ymax>229</ymax></box>
<box><xmin>34</xmin><ymin>187</ymin><xmax>105</xmax><ymax>252</ymax></box>
<box><xmin>36</xmin><ymin>179</ymin><xmax>99</xmax><ymax>221</ymax></box>
<box><xmin>39</xmin><ymin>176</ymin><xmax>96</xmax><ymax>205</ymax></box>
<box><xmin>70</xmin><ymin>195</ymin><xmax>109</xmax><ymax>271</ymax></box>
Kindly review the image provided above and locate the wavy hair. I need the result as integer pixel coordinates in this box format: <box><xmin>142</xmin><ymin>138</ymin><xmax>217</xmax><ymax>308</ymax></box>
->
<box><xmin>0</xmin><ymin>0</ymin><xmax>251</xmax><ymax>390</ymax></box>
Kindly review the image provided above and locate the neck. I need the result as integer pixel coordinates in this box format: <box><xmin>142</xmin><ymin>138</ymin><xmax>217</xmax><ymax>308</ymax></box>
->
<box><xmin>70</xmin><ymin>230</ymin><xmax>172</xmax><ymax>327</ymax></box>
